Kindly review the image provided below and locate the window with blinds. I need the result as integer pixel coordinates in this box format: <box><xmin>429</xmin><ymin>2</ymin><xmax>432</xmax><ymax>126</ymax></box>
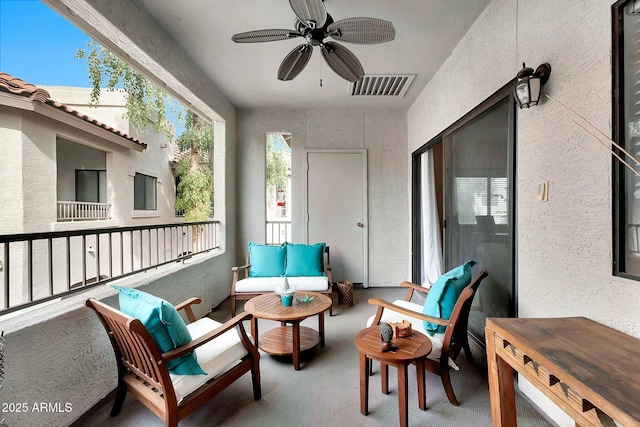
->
<box><xmin>614</xmin><ymin>0</ymin><xmax>640</xmax><ymax>277</ymax></box>
<box><xmin>455</xmin><ymin>177</ymin><xmax>508</xmax><ymax>225</ymax></box>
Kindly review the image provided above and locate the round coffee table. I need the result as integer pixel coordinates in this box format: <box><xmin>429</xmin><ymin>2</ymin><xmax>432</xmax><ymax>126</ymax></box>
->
<box><xmin>244</xmin><ymin>291</ymin><xmax>332</xmax><ymax>370</ymax></box>
<box><xmin>355</xmin><ymin>326</ymin><xmax>432</xmax><ymax>427</ymax></box>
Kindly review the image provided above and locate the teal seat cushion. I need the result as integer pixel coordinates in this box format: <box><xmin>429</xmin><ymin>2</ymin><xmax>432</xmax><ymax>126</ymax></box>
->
<box><xmin>284</xmin><ymin>242</ymin><xmax>326</xmax><ymax>277</ymax></box>
<box><xmin>113</xmin><ymin>286</ymin><xmax>206</xmax><ymax>375</ymax></box>
<box><xmin>422</xmin><ymin>260</ymin><xmax>477</xmax><ymax>336</ymax></box>
<box><xmin>248</xmin><ymin>242</ymin><xmax>286</xmax><ymax>277</ymax></box>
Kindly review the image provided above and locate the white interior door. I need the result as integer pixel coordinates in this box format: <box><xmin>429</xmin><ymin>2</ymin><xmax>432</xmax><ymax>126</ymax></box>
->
<box><xmin>305</xmin><ymin>149</ymin><xmax>368</xmax><ymax>286</ymax></box>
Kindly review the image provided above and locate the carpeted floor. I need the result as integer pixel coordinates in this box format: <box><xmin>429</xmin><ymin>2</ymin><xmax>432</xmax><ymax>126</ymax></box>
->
<box><xmin>74</xmin><ymin>287</ymin><xmax>556</xmax><ymax>427</ymax></box>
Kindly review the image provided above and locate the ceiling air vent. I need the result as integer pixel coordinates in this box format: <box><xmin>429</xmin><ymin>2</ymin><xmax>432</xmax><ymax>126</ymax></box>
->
<box><xmin>349</xmin><ymin>74</ymin><xmax>416</xmax><ymax>97</ymax></box>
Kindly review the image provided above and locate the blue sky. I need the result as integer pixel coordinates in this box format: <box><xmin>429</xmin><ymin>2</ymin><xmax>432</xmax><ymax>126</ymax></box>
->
<box><xmin>0</xmin><ymin>0</ymin><xmax>187</xmax><ymax>135</ymax></box>
<box><xmin>0</xmin><ymin>0</ymin><xmax>93</xmax><ymax>86</ymax></box>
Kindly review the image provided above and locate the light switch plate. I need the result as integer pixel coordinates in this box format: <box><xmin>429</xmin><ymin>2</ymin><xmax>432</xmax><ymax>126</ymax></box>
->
<box><xmin>537</xmin><ymin>181</ymin><xmax>549</xmax><ymax>202</ymax></box>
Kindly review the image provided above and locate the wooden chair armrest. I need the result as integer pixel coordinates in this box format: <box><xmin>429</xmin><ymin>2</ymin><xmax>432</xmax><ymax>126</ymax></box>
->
<box><xmin>163</xmin><ymin>312</ymin><xmax>254</xmax><ymax>362</ymax></box>
<box><xmin>174</xmin><ymin>297</ymin><xmax>201</xmax><ymax>323</ymax></box>
<box><xmin>368</xmin><ymin>297</ymin><xmax>447</xmax><ymax>326</ymax></box>
<box><xmin>399</xmin><ymin>281</ymin><xmax>430</xmax><ymax>301</ymax></box>
<box><xmin>232</xmin><ymin>264</ymin><xmax>251</xmax><ymax>284</ymax></box>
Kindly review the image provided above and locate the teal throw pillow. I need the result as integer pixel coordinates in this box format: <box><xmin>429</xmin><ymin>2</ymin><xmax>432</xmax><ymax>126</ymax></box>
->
<box><xmin>422</xmin><ymin>260</ymin><xmax>477</xmax><ymax>335</ymax></box>
<box><xmin>113</xmin><ymin>286</ymin><xmax>205</xmax><ymax>375</ymax></box>
<box><xmin>284</xmin><ymin>242</ymin><xmax>326</xmax><ymax>277</ymax></box>
<box><xmin>248</xmin><ymin>242</ymin><xmax>286</xmax><ymax>277</ymax></box>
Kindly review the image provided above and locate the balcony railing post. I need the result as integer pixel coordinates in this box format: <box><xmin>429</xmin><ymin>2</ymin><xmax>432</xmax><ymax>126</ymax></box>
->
<box><xmin>48</xmin><ymin>238</ymin><xmax>53</xmax><ymax>296</ymax></box>
<box><xmin>3</xmin><ymin>242</ymin><xmax>9</xmax><ymax>309</ymax></box>
<box><xmin>27</xmin><ymin>240</ymin><xmax>33</xmax><ymax>302</ymax></box>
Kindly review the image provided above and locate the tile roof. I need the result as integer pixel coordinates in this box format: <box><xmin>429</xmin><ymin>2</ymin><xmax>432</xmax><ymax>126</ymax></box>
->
<box><xmin>0</xmin><ymin>72</ymin><xmax>147</xmax><ymax>149</ymax></box>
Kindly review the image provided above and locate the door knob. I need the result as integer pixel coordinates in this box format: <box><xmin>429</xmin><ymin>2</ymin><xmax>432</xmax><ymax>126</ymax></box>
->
<box><xmin>357</xmin><ymin>222</ymin><xmax>364</xmax><ymax>227</ymax></box>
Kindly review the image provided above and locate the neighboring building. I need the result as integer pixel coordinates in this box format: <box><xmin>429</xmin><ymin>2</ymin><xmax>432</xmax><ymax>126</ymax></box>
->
<box><xmin>0</xmin><ymin>72</ymin><xmax>182</xmax><ymax>306</ymax></box>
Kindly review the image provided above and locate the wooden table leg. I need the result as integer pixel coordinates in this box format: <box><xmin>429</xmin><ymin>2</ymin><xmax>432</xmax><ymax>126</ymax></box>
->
<box><xmin>416</xmin><ymin>359</ymin><xmax>426</xmax><ymax>410</ymax></box>
<box><xmin>486</xmin><ymin>327</ymin><xmax>517</xmax><ymax>426</ymax></box>
<box><xmin>381</xmin><ymin>362</ymin><xmax>389</xmax><ymax>394</ymax></box>
<box><xmin>360</xmin><ymin>351</ymin><xmax>369</xmax><ymax>416</ymax></box>
<box><xmin>397</xmin><ymin>363</ymin><xmax>409</xmax><ymax>427</ymax></box>
<box><xmin>292</xmin><ymin>322</ymin><xmax>301</xmax><ymax>370</ymax></box>
<box><xmin>318</xmin><ymin>312</ymin><xmax>325</xmax><ymax>347</ymax></box>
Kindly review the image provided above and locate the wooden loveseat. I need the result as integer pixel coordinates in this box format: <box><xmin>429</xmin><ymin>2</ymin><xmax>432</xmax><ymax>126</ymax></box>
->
<box><xmin>231</xmin><ymin>242</ymin><xmax>333</xmax><ymax>316</ymax></box>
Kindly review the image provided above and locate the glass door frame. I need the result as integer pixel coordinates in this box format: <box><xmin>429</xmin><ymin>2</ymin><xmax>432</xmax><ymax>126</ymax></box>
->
<box><xmin>411</xmin><ymin>82</ymin><xmax>517</xmax><ymax>322</ymax></box>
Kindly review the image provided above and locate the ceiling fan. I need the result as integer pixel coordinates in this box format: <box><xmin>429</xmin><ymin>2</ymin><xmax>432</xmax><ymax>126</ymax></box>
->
<box><xmin>231</xmin><ymin>0</ymin><xmax>396</xmax><ymax>83</ymax></box>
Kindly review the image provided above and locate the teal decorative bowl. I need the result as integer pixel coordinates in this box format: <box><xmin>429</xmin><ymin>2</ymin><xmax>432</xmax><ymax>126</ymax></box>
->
<box><xmin>296</xmin><ymin>294</ymin><xmax>314</xmax><ymax>303</ymax></box>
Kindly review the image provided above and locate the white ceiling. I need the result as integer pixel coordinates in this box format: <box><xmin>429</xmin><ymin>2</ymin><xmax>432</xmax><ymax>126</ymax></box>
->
<box><xmin>136</xmin><ymin>0</ymin><xmax>490</xmax><ymax>110</ymax></box>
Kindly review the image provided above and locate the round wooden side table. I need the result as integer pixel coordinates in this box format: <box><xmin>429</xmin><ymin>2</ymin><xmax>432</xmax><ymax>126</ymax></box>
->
<box><xmin>355</xmin><ymin>326</ymin><xmax>432</xmax><ymax>427</ymax></box>
<box><xmin>244</xmin><ymin>291</ymin><xmax>332</xmax><ymax>370</ymax></box>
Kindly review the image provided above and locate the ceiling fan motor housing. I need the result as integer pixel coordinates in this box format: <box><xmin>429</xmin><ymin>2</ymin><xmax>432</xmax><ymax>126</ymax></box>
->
<box><xmin>296</xmin><ymin>14</ymin><xmax>334</xmax><ymax>46</ymax></box>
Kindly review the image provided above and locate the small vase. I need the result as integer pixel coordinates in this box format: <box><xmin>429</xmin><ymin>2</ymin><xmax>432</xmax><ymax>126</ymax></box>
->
<box><xmin>281</xmin><ymin>293</ymin><xmax>294</xmax><ymax>306</ymax></box>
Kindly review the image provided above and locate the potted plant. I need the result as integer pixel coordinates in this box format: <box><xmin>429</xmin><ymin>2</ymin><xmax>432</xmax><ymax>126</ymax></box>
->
<box><xmin>276</xmin><ymin>277</ymin><xmax>295</xmax><ymax>306</ymax></box>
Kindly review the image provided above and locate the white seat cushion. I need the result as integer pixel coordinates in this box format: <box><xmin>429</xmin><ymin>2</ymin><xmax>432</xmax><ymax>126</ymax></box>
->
<box><xmin>170</xmin><ymin>317</ymin><xmax>248</xmax><ymax>403</ymax></box>
<box><xmin>235</xmin><ymin>276</ymin><xmax>329</xmax><ymax>293</ymax></box>
<box><xmin>366</xmin><ymin>299</ymin><xmax>445</xmax><ymax>361</ymax></box>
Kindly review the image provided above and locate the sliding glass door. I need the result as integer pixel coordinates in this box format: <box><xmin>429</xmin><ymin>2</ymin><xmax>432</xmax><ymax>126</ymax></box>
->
<box><xmin>444</xmin><ymin>96</ymin><xmax>514</xmax><ymax>339</ymax></box>
<box><xmin>412</xmin><ymin>89</ymin><xmax>515</xmax><ymax>342</ymax></box>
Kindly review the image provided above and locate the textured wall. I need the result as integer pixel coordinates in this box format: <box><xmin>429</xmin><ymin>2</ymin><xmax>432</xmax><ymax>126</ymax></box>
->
<box><xmin>0</xmin><ymin>107</ymin><xmax>24</xmax><ymax>234</ymax></box>
<box><xmin>237</xmin><ymin>108</ymin><xmax>409</xmax><ymax>287</ymax></box>
<box><xmin>407</xmin><ymin>0</ymin><xmax>640</xmax><ymax>424</ymax></box>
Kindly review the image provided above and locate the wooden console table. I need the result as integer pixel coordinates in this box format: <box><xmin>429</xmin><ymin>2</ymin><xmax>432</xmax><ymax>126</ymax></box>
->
<box><xmin>486</xmin><ymin>317</ymin><xmax>640</xmax><ymax>427</ymax></box>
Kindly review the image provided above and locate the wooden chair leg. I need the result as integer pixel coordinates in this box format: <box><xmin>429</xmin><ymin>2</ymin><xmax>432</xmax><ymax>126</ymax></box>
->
<box><xmin>251</xmin><ymin>361</ymin><xmax>262</xmax><ymax>400</ymax></box>
<box><xmin>441</xmin><ymin>369</ymin><xmax>459</xmax><ymax>406</ymax></box>
<box><xmin>231</xmin><ymin>295</ymin><xmax>236</xmax><ymax>317</ymax></box>
<box><xmin>165</xmin><ymin>412</ymin><xmax>178</xmax><ymax>427</ymax></box>
<box><xmin>110</xmin><ymin>380</ymin><xmax>127</xmax><ymax>417</ymax></box>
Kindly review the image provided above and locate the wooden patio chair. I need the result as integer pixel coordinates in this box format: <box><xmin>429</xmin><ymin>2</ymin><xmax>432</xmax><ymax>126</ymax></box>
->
<box><xmin>86</xmin><ymin>297</ymin><xmax>261</xmax><ymax>426</ymax></box>
<box><xmin>367</xmin><ymin>270</ymin><xmax>488</xmax><ymax>406</ymax></box>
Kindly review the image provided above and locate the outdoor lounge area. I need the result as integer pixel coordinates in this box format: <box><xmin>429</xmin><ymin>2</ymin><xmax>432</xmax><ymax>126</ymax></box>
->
<box><xmin>73</xmin><ymin>287</ymin><xmax>554</xmax><ymax>427</ymax></box>
<box><xmin>2</xmin><ymin>1</ymin><xmax>640</xmax><ymax>427</ymax></box>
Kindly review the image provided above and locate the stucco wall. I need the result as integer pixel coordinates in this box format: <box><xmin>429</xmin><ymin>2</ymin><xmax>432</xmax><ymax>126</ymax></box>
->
<box><xmin>407</xmin><ymin>0</ymin><xmax>640</xmax><ymax>424</ymax></box>
<box><xmin>0</xmin><ymin>107</ymin><xmax>24</xmax><ymax>234</ymax></box>
<box><xmin>237</xmin><ymin>108</ymin><xmax>409</xmax><ymax>287</ymax></box>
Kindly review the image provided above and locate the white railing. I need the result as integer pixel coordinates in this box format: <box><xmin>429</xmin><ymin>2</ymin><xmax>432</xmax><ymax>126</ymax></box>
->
<box><xmin>266</xmin><ymin>220</ymin><xmax>291</xmax><ymax>244</ymax></box>
<box><xmin>57</xmin><ymin>201</ymin><xmax>111</xmax><ymax>221</ymax></box>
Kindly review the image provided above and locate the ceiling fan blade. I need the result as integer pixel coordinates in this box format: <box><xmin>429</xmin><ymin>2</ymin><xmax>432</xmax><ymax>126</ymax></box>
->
<box><xmin>321</xmin><ymin>41</ymin><xmax>364</xmax><ymax>83</ymax></box>
<box><xmin>289</xmin><ymin>0</ymin><xmax>327</xmax><ymax>29</ymax></box>
<box><xmin>327</xmin><ymin>18</ymin><xmax>396</xmax><ymax>44</ymax></box>
<box><xmin>232</xmin><ymin>29</ymin><xmax>301</xmax><ymax>43</ymax></box>
<box><xmin>278</xmin><ymin>44</ymin><xmax>313</xmax><ymax>81</ymax></box>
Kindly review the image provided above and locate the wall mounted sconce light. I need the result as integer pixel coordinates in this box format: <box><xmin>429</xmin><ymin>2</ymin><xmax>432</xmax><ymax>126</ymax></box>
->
<box><xmin>514</xmin><ymin>63</ymin><xmax>551</xmax><ymax>108</ymax></box>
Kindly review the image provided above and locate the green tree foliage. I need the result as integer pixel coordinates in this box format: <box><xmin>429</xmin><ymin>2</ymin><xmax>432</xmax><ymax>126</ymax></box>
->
<box><xmin>76</xmin><ymin>42</ymin><xmax>214</xmax><ymax>223</ymax></box>
<box><xmin>174</xmin><ymin>111</ymin><xmax>213</xmax><ymax>222</ymax></box>
<box><xmin>266</xmin><ymin>134</ymin><xmax>289</xmax><ymax>208</ymax></box>
<box><xmin>76</xmin><ymin>41</ymin><xmax>179</xmax><ymax>141</ymax></box>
